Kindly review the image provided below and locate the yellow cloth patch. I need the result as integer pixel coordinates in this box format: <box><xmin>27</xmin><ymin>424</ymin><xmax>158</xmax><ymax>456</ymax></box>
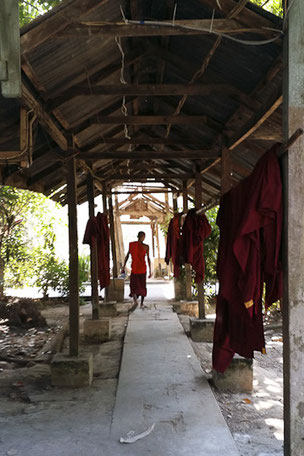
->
<box><xmin>244</xmin><ymin>299</ymin><xmax>254</xmax><ymax>309</ymax></box>
<box><xmin>262</xmin><ymin>348</ymin><xmax>267</xmax><ymax>355</ymax></box>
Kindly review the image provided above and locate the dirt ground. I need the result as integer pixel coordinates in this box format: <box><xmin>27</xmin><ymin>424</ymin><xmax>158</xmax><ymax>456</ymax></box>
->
<box><xmin>178</xmin><ymin>310</ymin><xmax>284</xmax><ymax>456</ymax></box>
<box><xmin>0</xmin><ymin>297</ymin><xmax>283</xmax><ymax>456</ymax></box>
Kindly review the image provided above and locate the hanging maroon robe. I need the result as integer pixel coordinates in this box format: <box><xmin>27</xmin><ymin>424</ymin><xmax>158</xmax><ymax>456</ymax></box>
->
<box><xmin>83</xmin><ymin>212</ymin><xmax>110</xmax><ymax>290</ymax></box>
<box><xmin>213</xmin><ymin>145</ymin><xmax>283</xmax><ymax>373</ymax></box>
<box><xmin>182</xmin><ymin>209</ymin><xmax>211</xmax><ymax>283</ymax></box>
<box><xmin>165</xmin><ymin>214</ymin><xmax>183</xmax><ymax>278</ymax></box>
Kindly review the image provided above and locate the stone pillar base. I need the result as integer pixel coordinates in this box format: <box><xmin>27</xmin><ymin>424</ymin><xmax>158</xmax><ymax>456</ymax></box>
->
<box><xmin>51</xmin><ymin>353</ymin><xmax>93</xmax><ymax>387</ymax></box>
<box><xmin>179</xmin><ymin>301</ymin><xmax>198</xmax><ymax>318</ymax></box>
<box><xmin>83</xmin><ymin>318</ymin><xmax>111</xmax><ymax>343</ymax></box>
<box><xmin>106</xmin><ymin>278</ymin><xmax>124</xmax><ymax>302</ymax></box>
<box><xmin>212</xmin><ymin>356</ymin><xmax>253</xmax><ymax>393</ymax></box>
<box><xmin>190</xmin><ymin>317</ymin><xmax>215</xmax><ymax>342</ymax></box>
<box><xmin>99</xmin><ymin>301</ymin><xmax>117</xmax><ymax>317</ymax></box>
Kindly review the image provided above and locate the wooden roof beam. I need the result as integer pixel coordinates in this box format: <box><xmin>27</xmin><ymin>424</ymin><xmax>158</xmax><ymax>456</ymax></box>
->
<box><xmin>77</xmin><ymin>150</ymin><xmax>219</xmax><ymax>160</ymax></box>
<box><xmin>98</xmin><ymin>173</ymin><xmax>194</xmax><ymax>181</ymax></box>
<box><xmin>50</xmin><ymin>83</ymin><xmax>253</xmax><ymax>98</ymax></box>
<box><xmin>88</xmin><ymin>115</ymin><xmax>207</xmax><ymax>125</ymax></box>
<box><xmin>68</xmin><ymin>19</ymin><xmax>280</xmax><ymax>37</ymax></box>
<box><xmin>81</xmin><ymin>137</ymin><xmax>209</xmax><ymax>147</ymax></box>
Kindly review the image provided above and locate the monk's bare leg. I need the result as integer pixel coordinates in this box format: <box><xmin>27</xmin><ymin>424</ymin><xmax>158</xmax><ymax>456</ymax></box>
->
<box><xmin>140</xmin><ymin>296</ymin><xmax>145</xmax><ymax>308</ymax></box>
<box><xmin>133</xmin><ymin>294</ymin><xmax>138</xmax><ymax>307</ymax></box>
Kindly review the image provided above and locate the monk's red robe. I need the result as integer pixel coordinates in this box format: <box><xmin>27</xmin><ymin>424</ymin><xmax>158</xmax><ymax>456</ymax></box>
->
<box><xmin>213</xmin><ymin>145</ymin><xmax>283</xmax><ymax>373</ymax></box>
<box><xmin>182</xmin><ymin>209</ymin><xmax>211</xmax><ymax>283</ymax></box>
<box><xmin>165</xmin><ymin>214</ymin><xmax>182</xmax><ymax>278</ymax></box>
<box><xmin>83</xmin><ymin>212</ymin><xmax>110</xmax><ymax>290</ymax></box>
<box><xmin>129</xmin><ymin>241</ymin><xmax>147</xmax><ymax>297</ymax></box>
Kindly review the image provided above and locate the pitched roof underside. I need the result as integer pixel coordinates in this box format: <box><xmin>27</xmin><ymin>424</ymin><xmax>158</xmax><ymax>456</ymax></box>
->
<box><xmin>0</xmin><ymin>0</ymin><xmax>283</xmax><ymax>206</ymax></box>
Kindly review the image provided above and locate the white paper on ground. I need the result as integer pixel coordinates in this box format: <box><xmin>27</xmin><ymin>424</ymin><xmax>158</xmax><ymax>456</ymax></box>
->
<box><xmin>120</xmin><ymin>423</ymin><xmax>156</xmax><ymax>444</ymax></box>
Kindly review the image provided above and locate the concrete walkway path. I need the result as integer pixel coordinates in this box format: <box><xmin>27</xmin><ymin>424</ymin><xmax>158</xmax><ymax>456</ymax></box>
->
<box><xmin>109</xmin><ymin>303</ymin><xmax>238</xmax><ymax>456</ymax></box>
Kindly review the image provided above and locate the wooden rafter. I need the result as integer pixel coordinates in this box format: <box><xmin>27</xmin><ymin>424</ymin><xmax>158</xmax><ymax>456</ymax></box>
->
<box><xmin>22</xmin><ymin>81</ymin><xmax>68</xmax><ymax>151</ymax></box>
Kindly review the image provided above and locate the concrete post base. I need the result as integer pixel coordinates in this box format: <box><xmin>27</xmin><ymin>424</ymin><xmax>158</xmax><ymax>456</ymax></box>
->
<box><xmin>106</xmin><ymin>278</ymin><xmax>124</xmax><ymax>302</ymax></box>
<box><xmin>99</xmin><ymin>301</ymin><xmax>117</xmax><ymax>317</ymax></box>
<box><xmin>190</xmin><ymin>317</ymin><xmax>215</xmax><ymax>342</ymax></box>
<box><xmin>51</xmin><ymin>353</ymin><xmax>93</xmax><ymax>387</ymax></box>
<box><xmin>174</xmin><ymin>278</ymin><xmax>187</xmax><ymax>300</ymax></box>
<box><xmin>83</xmin><ymin>318</ymin><xmax>111</xmax><ymax>343</ymax></box>
<box><xmin>212</xmin><ymin>356</ymin><xmax>253</xmax><ymax>393</ymax></box>
<box><xmin>179</xmin><ymin>301</ymin><xmax>198</xmax><ymax>318</ymax></box>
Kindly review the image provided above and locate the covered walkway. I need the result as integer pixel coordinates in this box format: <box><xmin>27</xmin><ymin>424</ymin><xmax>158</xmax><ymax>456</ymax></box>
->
<box><xmin>111</xmin><ymin>303</ymin><xmax>238</xmax><ymax>456</ymax></box>
<box><xmin>1</xmin><ymin>1</ymin><xmax>304</xmax><ymax>454</ymax></box>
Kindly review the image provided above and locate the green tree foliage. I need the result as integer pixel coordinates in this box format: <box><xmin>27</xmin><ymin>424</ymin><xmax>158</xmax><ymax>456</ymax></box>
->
<box><xmin>0</xmin><ymin>186</ymin><xmax>62</xmax><ymax>295</ymax></box>
<box><xmin>250</xmin><ymin>0</ymin><xmax>283</xmax><ymax>17</ymax></box>
<box><xmin>204</xmin><ymin>206</ymin><xmax>220</xmax><ymax>285</ymax></box>
<box><xmin>19</xmin><ymin>0</ymin><xmax>62</xmax><ymax>27</ymax></box>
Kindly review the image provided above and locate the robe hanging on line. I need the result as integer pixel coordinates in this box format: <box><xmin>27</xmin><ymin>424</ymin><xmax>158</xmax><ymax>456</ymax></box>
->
<box><xmin>213</xmin><ymin>145</ymin><xmax>283</xmax><ymax>373</ymax></box>
<box><xmin>165</xmin><ymin>210</ymin><xmax>211</xmax><ymax>284</ymax></box>
<box><xmin>83</xmin><ymin>212</ymin><xmax>110</xmax><ymax>290</ymax></box>
<box><xmin>182</xmin><ymin>208</ymin><xmax>211</xmax><ymax>284</ymax></box>
<box><xmin>165</xmin><ymin>213</ymin><xmax>182</xmax><ymax>278</ymax></box>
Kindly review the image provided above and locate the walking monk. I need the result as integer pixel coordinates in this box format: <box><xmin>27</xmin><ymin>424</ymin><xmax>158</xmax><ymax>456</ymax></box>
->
<box><xmin>122</xmin><ymin>231</ymin><xmax>152</xmax><ymax>308</ymax></box>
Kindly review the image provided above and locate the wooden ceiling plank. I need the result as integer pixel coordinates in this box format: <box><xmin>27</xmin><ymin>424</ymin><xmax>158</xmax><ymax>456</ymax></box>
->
<box><xmin>228</xmin><ymin>89</ymin><xmax>283</xmax><ymax>150</ymax></box>
<box><xmin>20</xmin><ymin>0</ymin><xmax>109</xmax><ymax>54</ymax></box>
<box><xmin>48</xmin><ymin>53</ymin><xmax>144</xmax><ymax>111</ymax></box>
<box><xmin>197</xmin><ymin>0</ymin><xmax>281</xmax><ymax>29</ymax></box>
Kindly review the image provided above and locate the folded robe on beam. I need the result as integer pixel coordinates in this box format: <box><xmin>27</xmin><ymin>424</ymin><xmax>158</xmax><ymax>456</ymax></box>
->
<box><xmin>213</xmin><ymin>145</ymin><xmax>283</xmax><ymax>373</ymax></box>
<box><xmin>83</xmin><ymin>212</ymin><xmax>110</xmax><ymax>290</ymax></box>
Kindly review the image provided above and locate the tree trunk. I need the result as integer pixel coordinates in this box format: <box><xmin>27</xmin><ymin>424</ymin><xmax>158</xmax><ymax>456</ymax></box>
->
<box><xmin>0</xmin><ymin>256</ymin><xmax>4</xmax><ymax>299</ymax></box>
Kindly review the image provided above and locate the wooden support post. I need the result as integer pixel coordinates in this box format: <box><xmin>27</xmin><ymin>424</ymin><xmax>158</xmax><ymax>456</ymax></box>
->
<box><xmin>173</xmin><ymin>193</ymin><xmax>178</xmax><ymax>213</ymax></box>
<box><xmin>151</xmin><ymin>222</ymin><xmax>156</xmax><ymax>258</ymax></box>
<box><xmin>114</xmin><ymin>195</ymin><xmax>124</xmax><ymax>271</ymax></box>
<box><xmin>155</xmin><ymin>221</ymin><xmax>162</xmax><ymax>277</ymax></box>
<box><xmin>221</xmin><ymin>147</ymin><xmax>233</xmax><ymax>194</ymax></box>
<box><xmin>102</xmin><ymin>183</ymin><xmax>108</xmax><ymax>214</ymax></box>
<box><xmin>282</xmin><ymin>2</ymin><xmax>304</xmax><ymax>454</ymax></box>
<box><xmin>102</xmin><ymin>183</ymin><xmax>109</xmax><ymax>300</ymax></box>
<box><xmin>183</xmin><ymin>180</ymin><xmax>192</xmax><ymax>301</ymax></box>
<box><xmin>195</xmin><ymin>163</ymin><xmax>205</xmax><ymax>319</ymax></box>
<box><xmin>165</xmin><ymin>192</ymin><xmax>169</xmax><ymax>212</ymax></box>
<box><xmin>87</xmin><ymin>172</ymin><xmax>99</xmax><ymax>320</ymax></box>
<box><xmin>108</xmin><ymin>194</ymin><xmax>118</xmax><ymax>278</ymax></box>
<box><xmin>0</xmin><ymin>0</ymin><xmax>21</xmax><ymax>98</ymax></box>
<box><xmin>66</xmin><ymin>158</ymin><xmax>79</xmax><ymax>357</ymax></box>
